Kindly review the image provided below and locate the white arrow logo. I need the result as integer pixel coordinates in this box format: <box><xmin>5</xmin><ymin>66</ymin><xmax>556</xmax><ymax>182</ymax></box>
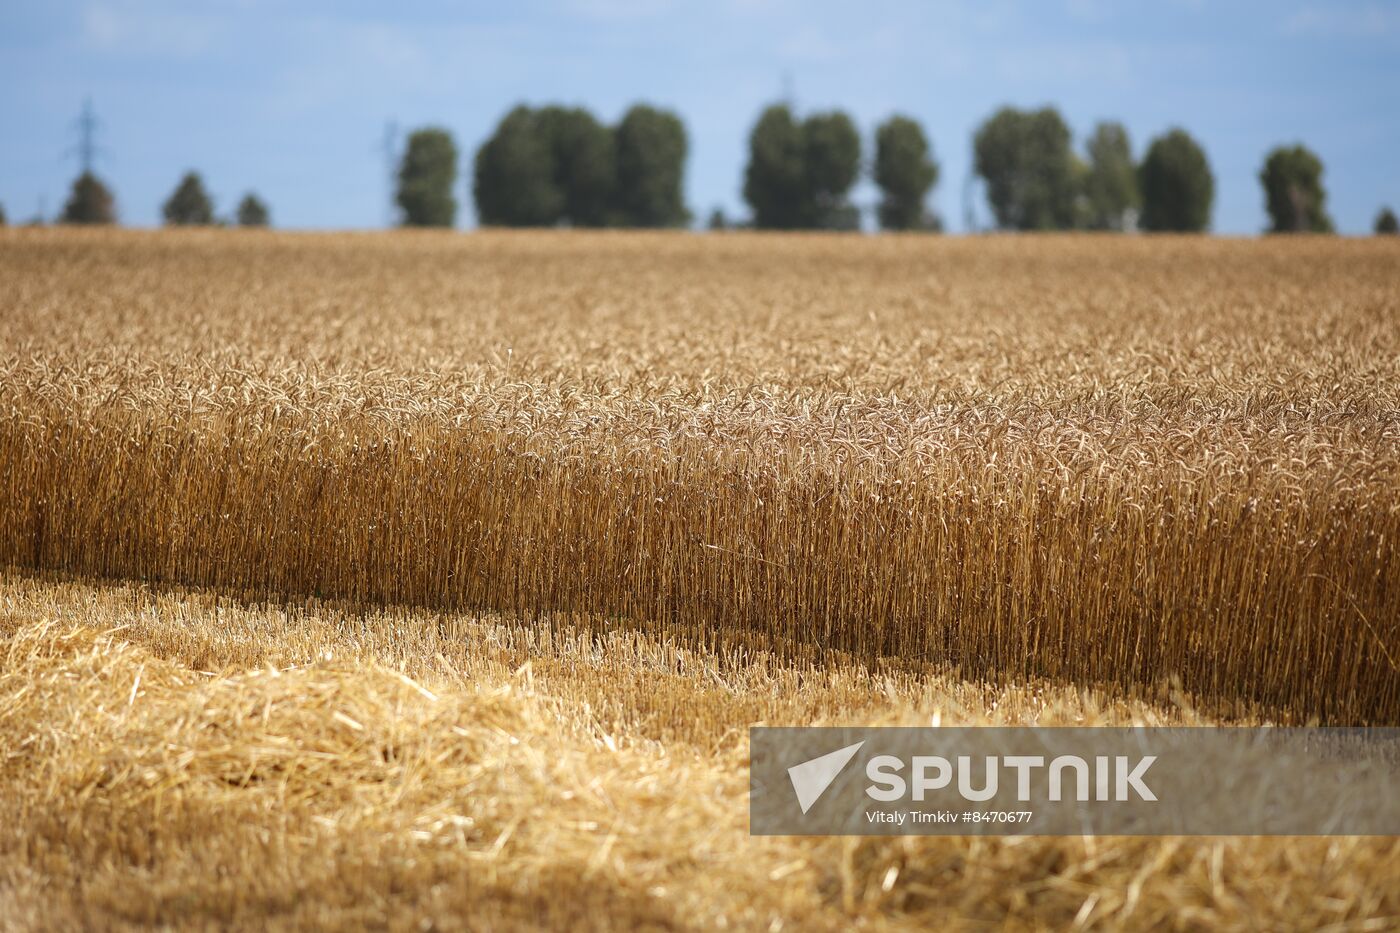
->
<box><xmin>787</xmin><ymin>741</ymin><xmax>865</xmax><ymax>814</ymax></box>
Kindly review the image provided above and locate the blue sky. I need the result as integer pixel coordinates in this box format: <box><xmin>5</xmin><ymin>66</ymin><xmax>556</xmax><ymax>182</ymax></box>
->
<box><xmin>2</xmin><ymin>0</ymin><xmax>1397</xmax><ymax>233</ymax></box>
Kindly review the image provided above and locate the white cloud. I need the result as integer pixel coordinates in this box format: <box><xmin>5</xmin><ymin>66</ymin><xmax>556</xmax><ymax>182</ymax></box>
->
<box><xmin>990</xmin><ymin>39</ymin><xmax>1134</xmax><ymax>85</ymax></box>
<box><xmin>1283</xmin><ymin>3</ymin><xmax>1400</xmax><ymax>38</ymax></box>
<box><xmin>81</xmin><ymin>1</ymin><xmax>220</xmax><ymax>58</ymax></box>
<box><xmin>566</xmin><ymin>0</ymin><xmax>676</xmax><ymax>20</ymax></box>
<box><xmin>260</xmin><ymin>18</ymin><xmax>534</xmax><ymax>120</ymax></box>
<box><xmin>1064</xmin><ymin>0</ymin><xmax>1110</xmax><ymax>24</ymax></box>
<box><xmin>778</xmin><ymin>25</ymin><xmax>844</xmax><ymax>64</ymax></box>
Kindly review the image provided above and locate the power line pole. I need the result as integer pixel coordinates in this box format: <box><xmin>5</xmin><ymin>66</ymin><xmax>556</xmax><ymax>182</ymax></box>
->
<box><xmin>962</xmin><ymin>172</ymin><xmax>980</xmax><ymax>234</ymax></box>
<box><xmin>69</xmin><ymin>97</ymin><xmax>103</xmax><ymax>174</ymax></box>
<box><xmin>381</xmin><ymin>120</ymin><xmax>400</xmax><ymax>227</ymax></box>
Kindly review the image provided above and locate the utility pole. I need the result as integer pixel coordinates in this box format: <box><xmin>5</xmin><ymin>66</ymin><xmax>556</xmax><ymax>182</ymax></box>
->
<box><xmin>962</xmin><ymin>172</ymin><xmax>980</xmax><ymax>234</ymax></box>
<box><xmin>381</xmin><ymin>120</ymin><xmax>400</xmax><ymax>227</ymax></box>
<box><xmin>68</xmin><ymin>97</ymin><xmax>104</xmax><ymax>175</ymax></box>
<box><xmin>77</xmin><ymin>97</ymin><xmax>97</xmax><ymax>172</ymax></box>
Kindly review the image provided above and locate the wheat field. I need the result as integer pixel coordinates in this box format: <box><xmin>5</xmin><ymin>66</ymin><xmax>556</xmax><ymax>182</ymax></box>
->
<box><xmin>1</xmin><ymin>228</ymin><xmax>1398</xmax><ymax>929</ymax></box>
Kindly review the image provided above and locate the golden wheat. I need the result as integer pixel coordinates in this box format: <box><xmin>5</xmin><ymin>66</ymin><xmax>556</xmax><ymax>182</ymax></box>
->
<box><xmin>3</xmin><ymin>227</ymin><xmax>1400</xmax><ymax>928</ymax></box>
<box><xmin>1</xmin><ymin>228</ymin><xmax>1398</xmax><ymax>722</ymax></box>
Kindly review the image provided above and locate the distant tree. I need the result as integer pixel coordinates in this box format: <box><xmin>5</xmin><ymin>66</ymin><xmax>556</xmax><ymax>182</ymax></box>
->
<box><xmin>1377</xmin><ymin>207</ymin><xmax>1399</xmax><ymax>235</ymax></box>
<box><xmin>973</xmin><ymin>106</ymin><xmax>1078</xmax><ymax>230</ymax></box>
<box><xmin>474</xmin><ymin>102</ymin><xmax>690</xmax><ymax>229</ymax></box>
<box><xmin>612</xmin><ymin>104</ymin><xmax>689</xmax><ymax>227</ymax></box>
<box><xmin>802</xmin><ymin>111</ymin><xmax>861</xmax><ymax>228</ymax></box>
<box><xmin>874</xmin><ymin>115</ymin><xmax>939</xmax><ymax>231</ymax></box>
<box><xmin>1260</xmin><ymin>145</ymin><xmax>1333</xmax><ymax>233</ymax></box>
<box><xmin>744</xmin><ymin>105</ymin><xmax>807</xmax><ymax>229</ymax></box>
<box><xmin>162</xmin><ymin>172</ymin><xmax>214</xmax><ymax>226</ymax></box>
<box><xmin>743</xmin><ymin>104</ymin><xmax>862</xmax><ymax>229</ymax></box>
<box><xmin>474</xmin><ymin>105</ymin><xmax>628</xmax><ymax>228</ymax></box>
<box><xmin>236</xmin><ymin>192</ymin><xmax>270</xmax><ymax>227</ymax></box>
<box><xmin>396</xmin><ymin>127</ymin><xmax>458</xmax><ymax>227</ymax></box>
<box><xmin>61</xmin><ymin>171</ymin><xmax>117</xmax><ymax>224</ymax></box>
<box><xmin>1138</xmin><ymin>129</ymin><xmax>1214</xmax><ymax>232</ymax></box>
<box><xmin>0</xmin><ymin>202</ymin><xmax>6</xmax><ymax>226</ymax></box>
<box><xmin>536</xmin><ymin>106</ymin><xmax>615</xmax><ymax>227</ymax></box>
<box><xmin>707</xmin><ymin>207</ymin><xmax>728</xmax><ymax>231</ymax></box>
<box><xmin>1083</xmin><ymin>121</ymin><xmax>1138</xmax><ymax>231</ymax></box>
<box><xmin>474</xmin><ymin>107</ymin><xmax>564</xmax><ymax>227</ymax></box>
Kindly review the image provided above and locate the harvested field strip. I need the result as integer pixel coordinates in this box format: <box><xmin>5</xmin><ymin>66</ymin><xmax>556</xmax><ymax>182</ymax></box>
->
<box><xmin>2</xmin><ymin>573</ymin><xmax>1398</xmax><ymax>930</ymax></box>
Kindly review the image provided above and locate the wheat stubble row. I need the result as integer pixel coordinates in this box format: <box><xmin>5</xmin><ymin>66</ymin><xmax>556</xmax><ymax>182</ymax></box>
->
<box><xmin>3</xmin><ymin>573</ymin><xmax>1397</xmax><ymax>930</ymax></box>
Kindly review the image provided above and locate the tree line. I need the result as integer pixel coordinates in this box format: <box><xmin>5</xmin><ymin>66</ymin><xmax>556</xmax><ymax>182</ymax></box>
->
<box><xmin>9</xmin><ymin>101</ymin><xmax>1397</xmax><ymax>236</ymax></box>
<box><xmin>9</xmin><ymin>170</ymin><xmax>271</xmax><ymax>228</ymax></box>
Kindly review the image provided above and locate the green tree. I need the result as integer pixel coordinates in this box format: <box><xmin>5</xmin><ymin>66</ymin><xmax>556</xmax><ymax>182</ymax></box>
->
<box><xmin>1138</xmin><ymin>129</ymin><xmax>1214</xmax><ymax>232</ymax></box>
<box><xmin>396</xmin><ymin>127</ymin><xmax>458</xmax><ymax>227</ymax></box>
<box><xmin>802</xmin><ymin>111</ymin><xmax>861</xmax><ymax>228</ymax></box>
<box><xmin>743</xmin><ymin>105</ymin><xmax>807</xmax><ymax>229</ymax></box>
<box><xmin>474</xmin><ymin>107</ymin><xmax>564</xmax><ymax>227</ymax></box>
<box><xmin>973</xmin><ymin>106</ymin><xmax>1078</xmax><ymax>230</ymax></box>
<box><xmin>743</xmin><ymin>104</ymin><xmax>862</xmax><ymax>229</ymax></box>
<box><xmin>162</xmin><ymin>172</ymin><xmax>214</xmax><ymax>226</ymax></box>
<box><xmin>61</xmin><ymin>171</ymin><xmax>117</xmax><ymax>224</ymax></box>
<box><xmin>1377</xmin><ymin>207</ymin><xmax>1399</xmax><ymax>235</ymax></box>
<box><xmin>1083</xmin><ymin>121</ymin><xmax>1138</xmax><ymax>231</ymax></box>
<box><xmin>707</xmin><ymin>207</ymin><xmax>728</xmax><ymax>231</ymax></box>
<box><xmin>612</xmin><ymin>104</ymin><xmax>689</xmax><ymax>227</ymax></box>
<box><xmin>474</xmin><ymin>105</ymin><xmax>627</xmax><ymax>228</ymax></box>
<box><xmin>1260</xmin><ymin>145</ymin><xmax>1333</xmax><ymax>233</ymax></box>
<box><xmin>0</xmin><ymin>203</ymin><xmax>6</xmax><ymax>226</ymax></box>
<box><xmin>873</xmin><ymin>115</ymin><xmax>939</xmax><ymax>231</ymax></box>
<box><xmin>236</xmin><ymin>192</ymin><xmax>270</xmax><ymax>227</ymax></box>
<box><xmin>536</xmin><ymin>107</ymin><xmax>615</xmax><ymax>227</ymax></box>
